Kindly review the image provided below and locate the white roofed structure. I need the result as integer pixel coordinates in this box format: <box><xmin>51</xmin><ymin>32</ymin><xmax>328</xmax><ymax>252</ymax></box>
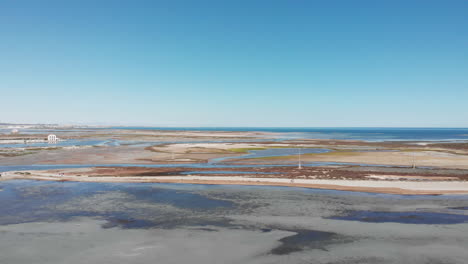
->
<box><xmin>47</xmin><ymin>134</ymin><xmax>58</xmax><ymax>142</ymax></box>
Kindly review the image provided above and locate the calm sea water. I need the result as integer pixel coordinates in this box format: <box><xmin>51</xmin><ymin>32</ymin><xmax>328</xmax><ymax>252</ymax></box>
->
<box><xmin>112</xmin><ymin>127</ymin><xmax>468</xmax><ymax>142</ymax></box>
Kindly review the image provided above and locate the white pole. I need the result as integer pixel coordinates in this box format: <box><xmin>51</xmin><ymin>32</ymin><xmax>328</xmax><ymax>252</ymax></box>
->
<box><xmin>298</xmin><ymin>147</ymin><xmax>302</xmax><ymax>169</ymax></box>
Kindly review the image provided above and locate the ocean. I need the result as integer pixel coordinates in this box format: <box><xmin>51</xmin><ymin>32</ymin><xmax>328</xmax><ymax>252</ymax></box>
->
<box><xmin>111</xmin><ymin>127</ymin><xmax>468</xmax><ymax>142</ymax></box>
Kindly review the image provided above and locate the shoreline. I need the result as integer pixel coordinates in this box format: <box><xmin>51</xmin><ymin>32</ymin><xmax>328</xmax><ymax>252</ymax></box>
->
<box><xmin>3</xmin><ymin>171</ymin><xmax>468</xmax><ymax>195</ymax></box>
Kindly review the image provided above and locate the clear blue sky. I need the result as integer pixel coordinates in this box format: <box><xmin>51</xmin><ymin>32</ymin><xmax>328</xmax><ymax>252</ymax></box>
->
<box><xmin>1</xmin><ymin>0</ymin><xmax>467</xmax><ymax>127</ymax></box>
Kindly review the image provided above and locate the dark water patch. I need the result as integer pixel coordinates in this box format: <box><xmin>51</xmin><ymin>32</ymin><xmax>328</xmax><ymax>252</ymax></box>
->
<box><xmin>329</xmin><ymin>210</ymin><xmax>468</xmax><ymax>224</ymax></box>
<box><xmin>270</xmin><ymin>229</ymin><xmax>340</xmax><ymax>255</ymax></box>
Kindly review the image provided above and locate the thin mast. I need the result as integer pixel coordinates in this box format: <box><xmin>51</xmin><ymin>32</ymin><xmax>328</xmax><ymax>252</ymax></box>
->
<box><xmin>298</xmin><ymin>147</ymin><xmax>302</xmax><ymax>169</ymax></box>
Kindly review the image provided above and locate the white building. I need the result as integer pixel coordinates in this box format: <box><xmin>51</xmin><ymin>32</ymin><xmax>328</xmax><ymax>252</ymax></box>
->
<box><xmin>11</xmin><ymin>129</ymin><xmax>19</xmax><ymax>134</ymax></box>
<box><xmin>47</xmin><ymin>134</ymin><xmax>58</xmax><ymax>142</ymax></box>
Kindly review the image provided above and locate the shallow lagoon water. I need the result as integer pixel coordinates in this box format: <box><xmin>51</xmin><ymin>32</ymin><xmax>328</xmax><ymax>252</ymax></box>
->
<box><xmin>0</xmin><ymin>180</ymin><xmax>233</xmax><ymax>226</ymax></box>
<box><xmin>1</xmin><ymin>180</ymin><xmax>468</xmax><ymax>263</ymax></box>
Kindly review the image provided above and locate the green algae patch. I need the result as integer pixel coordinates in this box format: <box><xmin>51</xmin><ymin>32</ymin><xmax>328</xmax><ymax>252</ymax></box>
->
<box><xmin>227</xmin><ymin>148</ymin><xmax>267</xmax><ymax>153</ymax></box>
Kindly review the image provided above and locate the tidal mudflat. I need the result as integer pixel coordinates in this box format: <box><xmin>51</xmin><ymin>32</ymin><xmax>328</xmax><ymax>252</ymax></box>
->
<box><xmin>1</xmin><ymin>180</ymin><xmax>468</xmax><ymax>264</ymax></box>
<box><xmin>2</xmin><ymin>127</ymin><xmax>468</xmax><ymax>263</ymax></box>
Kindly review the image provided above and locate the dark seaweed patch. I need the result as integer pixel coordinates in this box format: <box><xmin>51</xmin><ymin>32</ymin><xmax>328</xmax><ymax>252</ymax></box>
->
<box><xmin>328</xmin><ymin>211</ymin><xmax>468</xmax><ymax>224</ymax></box>
<box><xmin>450</xmin><ymin>206</ymin><xmax>468</xmax><ymax>210</ymax></box>
<box><xmin>270</xmin><ymin>229</ymin><xmax>339</xmax><ymax>255</ymax></box>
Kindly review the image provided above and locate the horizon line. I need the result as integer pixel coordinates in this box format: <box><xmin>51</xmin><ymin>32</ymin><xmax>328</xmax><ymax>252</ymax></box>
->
<box><xmin>2</xmin><ymin>123</ymin><xmax>468</xmax><ymax>129</ymax></box>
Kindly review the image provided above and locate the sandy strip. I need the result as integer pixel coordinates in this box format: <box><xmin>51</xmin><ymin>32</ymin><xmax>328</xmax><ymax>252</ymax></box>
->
<box><xmin>2</xmin><ymin>171</ymin><xmax>468</xmax><ymax>195</ymax></box>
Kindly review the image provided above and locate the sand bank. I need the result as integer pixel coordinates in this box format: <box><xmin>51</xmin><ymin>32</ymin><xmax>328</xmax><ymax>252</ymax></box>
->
<box><xmin>2</xmin><ymin>170</ymin><xmax>468</xmax><ymax>195</ymax></box>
